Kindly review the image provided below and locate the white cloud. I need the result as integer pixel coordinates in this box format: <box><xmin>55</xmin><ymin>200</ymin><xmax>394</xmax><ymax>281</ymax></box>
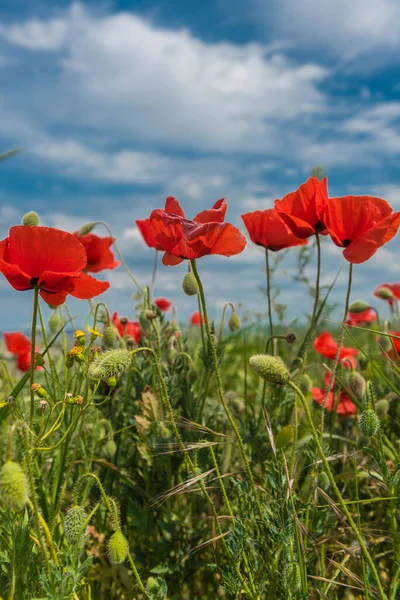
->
<box><xmin>262</xmin><ymin>0</ymin><xmax>400</xmax><ymax>64</ymax></box>
<box><xmin>0</xmin><ymin>3</ymin><xmax>327</xmax><ymax>154</ymax></box>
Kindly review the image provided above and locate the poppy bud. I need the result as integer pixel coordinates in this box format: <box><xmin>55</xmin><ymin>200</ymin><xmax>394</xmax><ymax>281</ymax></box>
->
<box><xmin>103</xmin><ymin>440</ymin><xmax>117</xmax><ymax>459</ymax></box>
<box><xmin>48</xmin><ymin>312</ymin><xmax>60</xmax><ymax>333</ymax></box>
<box><xmin>249</xmin><ymin>354</ymin><xmax>290</xmax><ymax>385</ymax></box>
<box><xmin>89</xmin><ymin>349</ymin><xmax>132</xmax><ymax>382</ymax></box>
<box><xmin>228</xmin><ymin>314</ymin><xmax>241</xmax><ymax>332</ymax></box>
<box><xmin>359</xmin><ymin>354</ymin><xmax>369</xmax><ymax>370</ymax></box>
<box><xmin>376</xmin><ymin>398</ymin><xmax>389</xmax><ymax>417</ymax></box>
<box><xmin>108</xmin><ymin>531</ymin><xmax>129</xmax><ymax>564</ymax></box>
<box><xmin>359</xmin><ymin>409</ymin><xmax>380</xmax><ymax>437</ymax></box>
<box><xmin>103</xmin><ymin>326</ymin><xmax>117</xmax><ymax>348</ymax></box>
<box><xmin>167</xmin><ymin>348</ymin><xmax>178</xmax><ymax>364</ymax></box>
<box><xmin>376</xmin><ymin>286</ymin><xmax>394</xmax><ymax>300</ymax></box>
<box><xmin>348</xmin><ymin>300</ymin><xmax>370</xmax><ymax>314</ymax></box>
<box><xmin>182</xmin><ymin>272</ymin><xmax>199</xmax><ymax>296</ymax></box>
<box><xmin>0</xmin><ymin>461</ymin><xmax>28</xmax><ymax>511</ymax></box>
<box><xmin>299</xmin><ymin>373</ymin><xmax>312</xmax><ymax>394</ymax></box>
<box><xmin>348</xmin><ymin>372</ymin><xmax>366</xmax><ymax>398</ymax></box>
<box><xmin>78</xmin><ymin>222</ymin><xmax>96</xmax><ymax>236</ymax></box>
<box><xmin>64</xmin><ymin>506</ymin><xmax>87</xmax><ymax>546</ymax></box>
<box><xmin>22</xmin><ymin>211</ymin><xmax>39</xmax><ymax>227</ymax></box>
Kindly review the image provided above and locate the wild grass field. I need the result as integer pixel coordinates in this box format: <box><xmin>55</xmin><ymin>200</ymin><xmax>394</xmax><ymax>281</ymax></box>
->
<box><xmin>0</xmin><ymin>164</ymin><xmax>399</xmax><ymax>599</ymax></box>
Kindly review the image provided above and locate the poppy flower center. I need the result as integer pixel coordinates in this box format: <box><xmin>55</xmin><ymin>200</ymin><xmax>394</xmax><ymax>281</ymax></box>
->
<box><xmin>314</xmin><ymin>221</ymin><xmax>324</xmax><ymax>233</ymax></box>
<box><xmin>30</xmin><ymin>277</ymin><xmax>39</xmax><ymax>287</ymax></box>
<box><xmin>341</xmin><ymin>239</ymin><xmax>352</xmax><ymax>247</ymax></box>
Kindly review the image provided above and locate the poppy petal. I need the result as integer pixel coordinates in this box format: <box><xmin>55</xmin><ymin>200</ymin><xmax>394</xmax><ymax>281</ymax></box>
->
<box><xmin>165</xmin><ymin>196</ymin><xmax>185</xmax><ymax>217</ymax></box>
<box><xmin>70</xmin><ymin>272</ymin><xmax>110</xmax><ymax>299</ymax></box>
<box><xmin>6</xmin><ymin>226</ymin><xmax>88</xmax><ymax>277</ymax></box>
<box><xmin>162</xmin><ymin>252</ymin><xmax>184</xmax><ymax>266</ymax></box>
<box><xmin>194</xmin><ymin>198</ymin><xmax>227</xmax><ymax>223</ymax></box>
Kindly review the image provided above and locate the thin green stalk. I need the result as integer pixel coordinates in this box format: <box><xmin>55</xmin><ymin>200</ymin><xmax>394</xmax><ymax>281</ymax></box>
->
<box><xmin>127</xmin><ymin>551</ymin><xmax>146</xmax><ymax>594</ymax></box>
<box><xmin>150</xmin><ymin>249</ymin><xmax>158</xmax><ymax>299</ymax></box>
<box><xmin>265</xmin><ymin>248</ymin><xmax>274</xmax><ymax>338</ymax></box>
<box><xmin>190</xmin><ymin>259</ymin><xmax>263</xmax><ymax>518</ymax></box>
<box><xmin>289</xmin><ymin>380</ymin><xmax>388</xmax><ymax>600</ymax></box>
<box><xmin>29</xmin><ymin>287</ymin><xmax>39</xmax><ymax>429</ymax></box>
<box><xmin>320</xmin><ymin>262</ymin><xmax>353</xmax><ymax>437</ymax></box>
<box><xmin>353</xmin><ymin>458</ymin><xmax>370</xmax><ymax>600</ymax></box>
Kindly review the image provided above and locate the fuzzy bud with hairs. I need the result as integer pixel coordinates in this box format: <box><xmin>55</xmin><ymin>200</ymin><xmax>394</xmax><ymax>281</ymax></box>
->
<box><xmin>348</xmin><ymin>371</ymin><xmax>366</xmax><ymax>398</ymax></box>
<box><xmin>249</xmin><ymin>354</ymin><xmax>290</xmax><ymax>385</ymax></box>
<box><xmin>64</xmin><ymin>506</ymin><xmax>88</xmax><ymax>546</ymax></box>
<box><xmin>103</xmin><ymin>326</ymin><xmax>117</xmax><ymax>348</ymax></box>
<box><xmin>228</xmin><ymin>314</ymin><xmax>241</xmax><ymax>332</ymax></box>
<box><xmin>0</xmin><ymin>461</ymin><xmax>28</xmax><ymax>511</ymax></box>
<box><xmin>108</xmin><ymin>531</ymin><xmax>129</xmax><ymax>564</ymax></box>
<box><xmin>89</xmin><ymin>349</ymin><xmax>132</xmax><ymax>382</ymax></box>
<box><xmin>359</xmin><ymin>409</ymin><xmax>380</xmax><ymax>437</ymax></box>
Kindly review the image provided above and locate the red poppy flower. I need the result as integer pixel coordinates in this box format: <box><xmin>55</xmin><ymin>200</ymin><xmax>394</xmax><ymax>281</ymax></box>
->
<box><xmin>314</xmin><ymin>331</ymin><xmax>358</xmax><ymax>367</ymax></box>
<box><xmin>140</xmin><ymin>197</ymin><xmax>246</xmax><ymax>266</ymax></box>
<box><xmin>74</xmin><ymin>232</ymin><xmax>120</xmax><ymax>273</ymax></box>
<box><xmin>346</xmin><ymin>308</ymin><xmax>377</xmax><ymax>326</ymax></box>
<box><xmin>374</xmin><ymin>283</ymin><xmax>400</xmax><ymax>307</ymax></box>
<box><xmin>3</xmin><ymin>332</ymin><xmax>40</xmax><ymax>372</ymax></box>
<box><xmin>0</xmin><ymin>226</ymin><xmax>110</xmax><ymax>306</ymax></box>
<box><xmin>4</xmin><ymin>332</ymin><xmax>31</xmax><ymax>355</ymax></box>
<box><xmin>274</xmin><ymin>177</ymin><xmax>328</xmax><ymax>239</ymax></box>
<box><xmin>241</xmin><ymin>208</ymin><xmax>308</xmax><ymax>251</ymax></box>
<box><xmin>154</xmin><ymin>297</ymin><xmax>172</xmax><ymax>312</ymax></box>
<box><xmin>190</xmin><ymin>311</ymin><xmax>205</xmax><ymax>326</ymax></box>
<box><xmin>111</xmin><ymin>312</ymin><xmax>141</xmax><ymax>343</ymax></box>
<box><xmin>312</xmin><ymin>387</ymin><xmax>356</xmax><ymax>416</ymax></box>
<box><xmin>322</xmin><ymin>196</ymin><xmax>400</xmax><ymax>264</ymax></box>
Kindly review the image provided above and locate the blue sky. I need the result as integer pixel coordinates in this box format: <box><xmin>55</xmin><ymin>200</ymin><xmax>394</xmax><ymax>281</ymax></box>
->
<box><xmin>1</xmin><ymin>0</ymin><xmax>400</xmax><ymax>329</ymax></box>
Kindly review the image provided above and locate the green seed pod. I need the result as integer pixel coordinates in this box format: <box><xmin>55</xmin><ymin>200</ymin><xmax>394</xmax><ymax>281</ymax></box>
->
<box><xmin>0</xmin><ymin>461</ymin><xmax>28</xmax><ymax>511</ymax></box>
<box><xmin>299</xmin><ymin>373</ymin><xmax>312</xmax><ymax>394</ymax></box>
<box><xmin>228</xmin><ymin>314</ymin><xmax>241</xmax><ymax>332</ymax></box>
<box><xmin>359</xmin><ymin>409</ymin><xmax>380</xmax><ymax>437</ymax></box>
<box><xmin>376</xmin><ymin>286</ymin><xmax>394</xmax><ymax>300</ymax></box>
<box><xmin>348</xmin><ymin>371</ymin><xmax>366</xmax><ymax>398</ymax></box>
<box><xmin>182</xmin><ymin>272</ymin><xmax>199</xmax><ymax>296</ymax></box>
<box><xmin>89</xmin><ymin>349</ymin><xmax>132</xmax><ymax>382</ymax></box>
<box><xmin>103</xmin><ymin>326</ymin><xmax>117</xmax><ymax>348</ymax></box>
<box><xmin>376</xmin><ymin>398</ymin><xmax>389</xmax><ymax>417</ymax></box>
<box><xmin>103</xmin><ymin>440</ymin><xmax>117</xmax><ymax>459</ymax></box>
<box><xmin>108</xmin><ymin>531</ymin><xmax>129</xmax><ymax>564</ymax></box>
<box><xmin>22</xmin><ymin>211</ymin><xmax>39</xmax><ymax>227</ymax></box>
<box><xmin>64</xmin><ymin>506</ymin><xmax>87</xmax><ymax>546</ymax></box>
<box><xmin>249</xmin><ymin>354</ymin><xmax>290</xmax><ymax>385</ymax></box>
<box><xmin>48</xmin><ymin>312</ymin><xmax>60</xmax><ymax>333</ymax></box>
<box><xmin>348</xmin><ymin>300</ymin><xmax>370</xmax><ymax>313</ymax></box>
<box><xmin>286</xmin><ymin>562</ymin><xmax>301</xmax><ymax>593</ymax></box>
<box><xmin>78</xmin><ymin>222</ymin><xmax>96</xmax><ymax>236</ymax></box>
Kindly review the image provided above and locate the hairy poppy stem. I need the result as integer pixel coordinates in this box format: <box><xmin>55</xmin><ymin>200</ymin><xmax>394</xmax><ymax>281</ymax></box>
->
<box><xmin>289</xmin><ymin>380</ymin><xmax>388</xmax><ymax>600</ymax></box>
<box><xmin>29</xmin><ymin>286</ymin><xmax>39</xmax><ymax>430</ymax></box>
<box><xmin>190</xmin><ymin>259</ymin><xmax>264</xmax><ymax>518</ymax></box>
<box><xmin>319</xmin><ymin>262</ymin><xmax>353</xmax><ymax>438</ymax></box>
<box><xmin>265</xmin><ymin>248</ymin><xmax>273</xmax><ymax>339</ymax></box>
<box><xmin>150</xmin><ymin>249</ymin><xmax>158</xmax><ymax>300</ymax></box>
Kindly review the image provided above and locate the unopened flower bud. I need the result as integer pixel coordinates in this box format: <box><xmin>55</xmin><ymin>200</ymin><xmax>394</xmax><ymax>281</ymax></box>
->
<box><xmin>376</xmin><ymin>286</ymin><xmax>394</xmax><ymax>300</ymax></box>
<box><xmin>376</xmin><ymin>398</ymin><xmax>389</xmax><ymax>417</ymax></box>
<box><xmin>348</xmin><ymin>372</ymin><xmax>366</xmax><ymax>398</ymax></box>
<box><xmin>317</xmin><ymin>471</ymin><xmax>330</xmax><ymax>491</ymax></box>
<box><xmin>0</xmin><ymin>461</ymin><xmax>28</xmax><ymax>511</ymax></box>
<box><xmin>228</xmin><ymin>314</ymin><xmax>241</xmax><ymax>332</ymax></box>
<box><xmin>103</xmin><ymin>440</ymin><xmax>117</xmax><ymax>459</ymax></box>
<box><xmin>286</xmin><ymin>562</ymin><xmax>301</xmax><ymax>593</ymax></box>
<box><xmin>348</xmin><ymin>300</ymin><xmax>370</xmax><ymax>314</ymax></box>
<box><xmin>359</xmin><ymin>409</ymin><xmax>380</xmax><ymax>437</ymax></box>
<box><xmin>78</xmin><ymin>222</ymin><xmax>96</xmax><ymax>236</ymax></box>
<box><xmin>299</xmin><ymin>373</ymin><xmax>312</xmax><ymax>394</ymax></box>
<box><xmin>167</xmin><ymin>349</ymin><xmax>178</xmax><ymax>364</ymax></box>
<box><xmin>103</xmin><ymin>326</ymin><xmax>117</xmax><ymax>348</ymax></box>
<box><xmin>249</xmin><ymin>354</ymin><xmax>290</xmax><ymax>385</ymax></box>
<box><xmin>64</xmin><ymin>506</ymin><xmax>87</xmax><ymax>546</ymax></box>
<box><xmin>182</xmin><ymin>272</ymin><xmax>199</xmax><ymax>296</ymax></box>
<box><xmin>31</xmin><ymin>383</ymin><xmax>48</xmax><ymax>399</ymax></box>
<box><xmin>22</xmin><ymin>211</ymin><xmax>39</xmax><ymax>227</ymax></box>
<box><xmin>48</xmin><ymin>312</ymin><xmax>60</xmax><ymax>333</ymax></box>
<box><xmin>89</xmin><ymin>349</ymin><xmax>132</xmax><ymax>382</ymax></box>
<box><xmin>108</xmin><ymin>531</ymin><xmax>129</xmax><ymax>564</ymax></box>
